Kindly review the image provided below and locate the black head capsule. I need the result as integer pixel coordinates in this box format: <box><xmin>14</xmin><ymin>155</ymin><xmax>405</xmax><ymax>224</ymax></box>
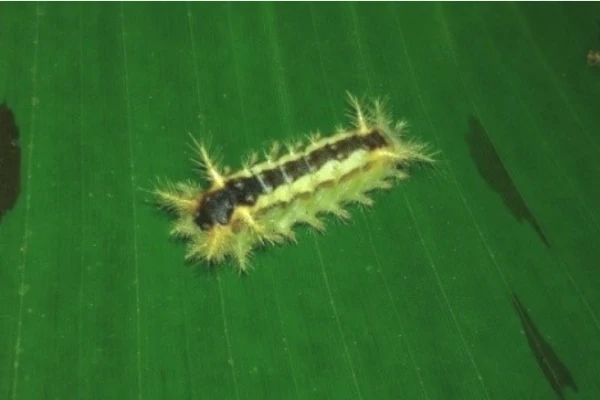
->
<box><xmin>194</xmin><ymin>189</ymin><xmax>236</xmax><ymax>231</ymax></box>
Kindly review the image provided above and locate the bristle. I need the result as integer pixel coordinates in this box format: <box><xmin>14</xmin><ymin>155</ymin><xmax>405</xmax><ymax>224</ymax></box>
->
<box><xmin>308</xmin><ymin>131</ymin><xmax>321</xmax><ymax>143</ymax></box>
<box><xmin>330</xmin><ymin>206</ymin><xmax>350</xmax><ymax>220</ymax></box>
<box><xmin>352</xmin><ymin>193</ymin><xmax>373</xmax><ymax>206</ymax></box>
<box><xmin>371</xmin><ymin>98</ymin><xmax>393</xmax><ymax>129</ymax></box>
<box><xmin>284</xmin><ymin>139</ymin><xmax>303</xmax><ymax>155</ymax></box>
<box><xmin>243</xmin><ymin>151</ymin><xmax>259</xmax><ymax>168</ymax></box>
<box><xmin>188</xmin><ymin>134</ymin><xmax>226</xmax><ymax>187</ymax></box>
<box><xmin>304</xmin><ymin>215</ymin><xmax>325</xmax><ymax>232</ymax></box>
<box><xmin>199</xmin><ymin>145</ymin><xmax>225</xmax><ymax>187</ymax></box>
<box><xmin>155</xmin><ymin>187</ymin><xmax>196</xmax><ymax>215</ymax></box>
<box><xmin>346</xmin><ymin>92</ymin><xmax>368</xmax><ymax>132</ymax></box>
<box><xmin>171</xmin><ymin>218</ymin><xmax>199</xmax><ymax>239</ymax></box>
<box><xmin>174</xmin><ymin>180</ymin><xmax>201</xmax><ymax>197</ymax></box>
<box><xmin>267</xmin><ymin>140</ymin><xmax>281</xmax><ymax>161</ymax></box>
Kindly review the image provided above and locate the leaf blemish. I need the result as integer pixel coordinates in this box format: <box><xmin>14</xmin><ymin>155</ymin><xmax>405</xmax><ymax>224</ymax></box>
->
<box><xmin>0</xmin><ymin>102</ymin><xmax>21</xmax><ymax>224</ymax></box>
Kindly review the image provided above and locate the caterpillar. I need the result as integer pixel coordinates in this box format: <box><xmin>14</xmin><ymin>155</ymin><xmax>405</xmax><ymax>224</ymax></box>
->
<box><xmin>155</xmin><ymin>94</ymin><xmax>434</xmax><ymax>273</ymax></box>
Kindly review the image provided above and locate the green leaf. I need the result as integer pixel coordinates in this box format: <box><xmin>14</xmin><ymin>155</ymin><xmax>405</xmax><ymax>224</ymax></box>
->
<box><xmin>1</xmin><ymin>2</ymin><xmax>599</xmax><ymax>399</ymax></box>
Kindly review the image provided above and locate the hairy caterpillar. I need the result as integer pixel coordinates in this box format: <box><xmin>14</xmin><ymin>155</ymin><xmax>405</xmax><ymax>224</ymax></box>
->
<box><xmin>155</xmin><ymin>94</ymin><xmax>434</xmax><ymax>272</ymax></box>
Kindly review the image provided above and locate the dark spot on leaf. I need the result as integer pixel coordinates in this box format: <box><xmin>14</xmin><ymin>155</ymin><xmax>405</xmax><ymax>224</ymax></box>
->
<box><xmin>0</xmin><ymin>102</ymin><xmax>21</xmax><ymax>224</ymax></box>
<box><xmin>466</xmin><ymin>116</ymin><xmax>550</xmax><ymax>247</ymax></box>
<box><xmin>512</xmin><ymin>292</ymin><xmax>577</xmax><ymax>399</ymax></box>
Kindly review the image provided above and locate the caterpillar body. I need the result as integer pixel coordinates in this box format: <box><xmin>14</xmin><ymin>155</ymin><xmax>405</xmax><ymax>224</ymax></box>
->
<box><xmin>155</xmin><ymin>94</ymin><xmax>434</xmax><ymax>273</ymax></box>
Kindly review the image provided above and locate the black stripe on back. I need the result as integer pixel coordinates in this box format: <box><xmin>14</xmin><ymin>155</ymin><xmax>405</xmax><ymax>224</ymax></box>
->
<box><xmin>194</xmin><ymin>129</ymin><xmax>389</xmax><ymax>229</ymax></box>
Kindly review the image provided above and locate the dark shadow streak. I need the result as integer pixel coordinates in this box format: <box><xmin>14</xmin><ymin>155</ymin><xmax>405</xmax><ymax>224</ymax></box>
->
<box><xmin>512</xmin><ymin>292</ymin><xmax>577</xmax><ymax>399</ymax></box>
<box><xmin>466</xmin><ymin>116</ymin><xmax>550</xmax><ymax>247</ymax></box>
<box><xmin>0</xmin><ymin>101</ymin><xmax>21</xmax><ymax>224</ymax></box>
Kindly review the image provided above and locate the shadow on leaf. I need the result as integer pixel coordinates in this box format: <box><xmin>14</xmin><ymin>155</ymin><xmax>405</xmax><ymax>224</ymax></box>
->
<box><xmin>466</xmin><ymin>116</ymin><xmax>550</xmax><ymax>247</ymax></box>
<box><xmin>512</xmin><ymin>292</ymin><xmax>577</xmax><ymax>399</ymax></box>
